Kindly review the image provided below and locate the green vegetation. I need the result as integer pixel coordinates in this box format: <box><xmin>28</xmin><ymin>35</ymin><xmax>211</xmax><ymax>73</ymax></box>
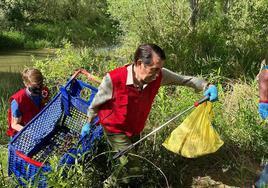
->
<box><xmin>107</xmin><ymin>0</ymin><xmax>268</xmax><ymax>78</ymax></box>
<box><xmin>0</xmin><ymin>72</ymin><xmax>22</xmax><ymax>144</ymax></box>
<box><xmin>0</xmin><ymin>72</ymin><xmax>21</xmax><ymax>187</ymax></box>
<box><xmin>0</xmin><ymin>0</ymin><xmax>118</xmax><ymax>49</ymax></box>
<box><xmin>1</xmin><ymin>0</ymin><xmax>268</xmax><ymax>187</ymax></box>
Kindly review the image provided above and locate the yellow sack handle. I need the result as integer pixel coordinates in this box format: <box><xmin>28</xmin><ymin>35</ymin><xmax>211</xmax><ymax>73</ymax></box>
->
<box><xmin>162</xmin><ymin>102</ymin><xmax>223</xmax><ymax>158</ymax></box>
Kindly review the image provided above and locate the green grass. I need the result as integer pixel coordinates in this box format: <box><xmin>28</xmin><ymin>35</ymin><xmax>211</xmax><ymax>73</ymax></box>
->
<box><xmin>0</xmin><ymin>71</ymin><xmax>21</xmax><ymax>187</ymax></box>
<box><xmin>0</xmin><ymin>72</ymin><xmax>22</xmax><ymax>144</ymax></box>
<box><xmin>0</xmin><ymin>146</ymin><xmax>8</xmax><ymax>176</ymax></box>
<box><xmin>0</xmin><ymin>145</ymin><xmax>14</xmax><ymax>188</ymax></box>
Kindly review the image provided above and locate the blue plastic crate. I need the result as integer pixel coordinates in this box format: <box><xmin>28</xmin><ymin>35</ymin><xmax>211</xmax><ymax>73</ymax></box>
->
<box><xmin>8</xmin><ymin>75</ymin><xmax>103</xmax><ymax>187</ymax></box>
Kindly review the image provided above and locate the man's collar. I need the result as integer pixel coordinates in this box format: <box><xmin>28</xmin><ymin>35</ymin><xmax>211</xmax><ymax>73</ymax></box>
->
<box><xmin>126</xmin><ymin>64</ymin><xmax>134</xmax><ymax>85</ymax></box>
<box><xmin>126</xmin><ymin>64</ymin><xmax>147</xmax><ymax>89</ymax></box>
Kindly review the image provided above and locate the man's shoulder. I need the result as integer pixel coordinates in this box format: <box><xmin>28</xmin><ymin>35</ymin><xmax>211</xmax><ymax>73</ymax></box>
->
<box><xmin>109</xmin><ymin>66</ymin><xmax>127</xmax><ymax>81</ymax></box>
<box><xmin>110</xmin><ymin>66</ymin><xmax>127</xmax><ymax>74</ymax></box>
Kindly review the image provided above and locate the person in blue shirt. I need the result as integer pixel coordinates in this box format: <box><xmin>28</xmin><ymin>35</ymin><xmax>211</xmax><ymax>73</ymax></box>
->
<box><xmin>256</xmin><ymin>65</ymin><xmax>268</xmax><ymax>187</ymax></box>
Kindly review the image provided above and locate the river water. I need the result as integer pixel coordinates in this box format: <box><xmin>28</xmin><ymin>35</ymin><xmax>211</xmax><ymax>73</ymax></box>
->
<box><xmin>0</xmin><ymin>49</ymin><xmax>55</xmax><ymax>72</ymax></box>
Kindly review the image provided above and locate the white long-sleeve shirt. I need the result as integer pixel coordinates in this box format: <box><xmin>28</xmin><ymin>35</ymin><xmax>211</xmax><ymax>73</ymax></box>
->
<box><xmin>87</xmin><ymin>64</ymin><xmax>208</xmax><ymax>122</ymax></box>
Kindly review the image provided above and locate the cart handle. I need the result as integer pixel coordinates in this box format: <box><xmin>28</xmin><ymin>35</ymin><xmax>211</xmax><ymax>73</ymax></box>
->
<box><xmin>71</xmin><ymin>68</ymin><xmax>101</xmax><ymax>84</ymax></box>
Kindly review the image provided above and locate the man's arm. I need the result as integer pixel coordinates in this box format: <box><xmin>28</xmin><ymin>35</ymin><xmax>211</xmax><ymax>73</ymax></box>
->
<box><xmin>258</xmin><ymin>69</ymin><xmax>268</xmax><ymax>119</ymax></box>
<box><xmin>161</xmin><ymin>68</ymin><xmax>208</xmax><ymax>91</ymax></box>
<box><xmin>87</xmin><ymin>74</ymin><xmax>113</xmax><ymax>123</ymax></box>
<box><xmin>259</xmin><ymin>69</ymin><xmax>268</xmax><ymax>100</ymax></box>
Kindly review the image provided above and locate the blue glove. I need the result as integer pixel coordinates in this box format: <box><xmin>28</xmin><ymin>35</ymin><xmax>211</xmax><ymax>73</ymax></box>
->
<box><xmin>259</xmin><ymin>103</ymin><xmax>268</xmax><ymax>119</ymax></box>
<box><xmin>204</xmin><ymin>85</ymin><xmax>218</xmax><ymax>102</ymax></box>
<box><xmin>81</xmin><ymin>122</ymin><xmax>91</xmax><ymax>137</ymax></box>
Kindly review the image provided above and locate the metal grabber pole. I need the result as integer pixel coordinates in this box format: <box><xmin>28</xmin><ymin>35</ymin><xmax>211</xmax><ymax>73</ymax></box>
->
<box><xmin>113</xmin><ymin>96</ymin><xmax>209</xmax><ymax>160</ymax></box>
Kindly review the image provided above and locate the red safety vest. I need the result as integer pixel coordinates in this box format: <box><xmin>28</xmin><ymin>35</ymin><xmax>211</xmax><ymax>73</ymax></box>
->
<box><xmin>7</xmin><ymin>87</ymin><xmax>49</xmax><ymax>137</ymax></box>
<box><xmin>98</xmin><ymin>66</ymin><xmax>162</xmax><ymax>137</ymax></box>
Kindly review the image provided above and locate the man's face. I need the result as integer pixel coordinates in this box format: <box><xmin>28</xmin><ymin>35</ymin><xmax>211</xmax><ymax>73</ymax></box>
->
<box><xmin>136</xmin><ymin>52</ymin><xmax>164</xmax><ymax>84</ymax></box>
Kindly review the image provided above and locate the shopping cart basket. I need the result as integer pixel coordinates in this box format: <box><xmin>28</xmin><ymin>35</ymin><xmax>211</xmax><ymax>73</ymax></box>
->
<box><xmin>8</xmin><ymin>69</ymin><xmax>103</xmax><ymax>187</ymax></box>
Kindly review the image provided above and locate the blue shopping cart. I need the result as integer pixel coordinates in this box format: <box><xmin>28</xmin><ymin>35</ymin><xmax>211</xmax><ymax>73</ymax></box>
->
<box><xmin>8</xmin><ymin>69</ymin><xmax>103</xmax><ymax>187</ymax></box>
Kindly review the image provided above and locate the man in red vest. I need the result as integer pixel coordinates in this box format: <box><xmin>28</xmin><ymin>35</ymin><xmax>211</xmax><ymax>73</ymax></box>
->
<box><xmin>255</xmin><ymin>65</ymin><xmax>268</xmax><ymax>187</ymax></box>
<box><xmin>7</xmin><ymin>68</ymin><xmax>49</xmax><ymax>137</ymax></box>
<box><xmin>83</xmin><ymin>43</ymin><xmax>218</xmax><ymax>186</ymax></box>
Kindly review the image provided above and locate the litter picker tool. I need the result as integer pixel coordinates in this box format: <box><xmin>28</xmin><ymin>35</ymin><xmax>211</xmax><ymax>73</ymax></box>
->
<box><xmin>113</xmin><ymin>96</ymin><xmax>209</xmax><ymax>160</ymax></box>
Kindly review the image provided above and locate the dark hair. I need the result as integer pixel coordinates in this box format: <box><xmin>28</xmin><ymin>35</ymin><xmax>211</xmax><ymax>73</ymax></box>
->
<box><xmin>133</xmin><ymin>44</ymin><xmax>166</xmax><ymax>65</ymax></box>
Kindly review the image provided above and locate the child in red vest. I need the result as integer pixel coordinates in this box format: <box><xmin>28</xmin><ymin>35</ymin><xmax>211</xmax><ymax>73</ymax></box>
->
<box><xmin>7</xmin><ymin>68</ymin><xmax>49</xmax><ymax>137</ymax></box>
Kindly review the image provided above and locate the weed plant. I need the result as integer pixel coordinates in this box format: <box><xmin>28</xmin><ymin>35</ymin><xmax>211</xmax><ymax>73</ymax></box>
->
<box><xmin>0</xmin><ymin>72</ymin><xmax>22</xmax><ymax>144</ymax></box>
<box><xmin>0</xmin><ymin>71</ymin><xmax>22</xmax><ymax>187</ymax></box>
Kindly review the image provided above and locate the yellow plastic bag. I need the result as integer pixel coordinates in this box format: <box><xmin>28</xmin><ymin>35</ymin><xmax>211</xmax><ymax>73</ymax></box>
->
<box><xmin>162</xmin><ymin>102</ymin><xmax>223</xmax><ymax>158</ymax></box>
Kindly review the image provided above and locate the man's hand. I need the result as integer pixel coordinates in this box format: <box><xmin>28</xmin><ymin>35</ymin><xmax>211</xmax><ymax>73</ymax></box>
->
<box><xmin>204</xmin><ymin>85</ymin><xmax>218</xmax><ymax>102</ymax></box>
<box><xmin>259</xmin><ymin>102</ymin><xmax>268</xmax><ymax>119</ymax></box>
<box><xmin>81</xmin><ymin>122</ymin><xmax>91</xmax><ymax>137</ymax></box>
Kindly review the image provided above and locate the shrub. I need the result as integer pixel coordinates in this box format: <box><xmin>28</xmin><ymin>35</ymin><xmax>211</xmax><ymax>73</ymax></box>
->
<box><xmin>34</xmin><ymin>41</ymin><xmax>124</xmax><ymax>90</ymax></box>
<box><xmin>107</xmin><ymin>0</ymin><xmax>268</xmax><ymax>78</ymax></box>
<box><xmin>0</xmin><ymin>31</ymin><xmax>25</xmax><ymax>49</ymax></box>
